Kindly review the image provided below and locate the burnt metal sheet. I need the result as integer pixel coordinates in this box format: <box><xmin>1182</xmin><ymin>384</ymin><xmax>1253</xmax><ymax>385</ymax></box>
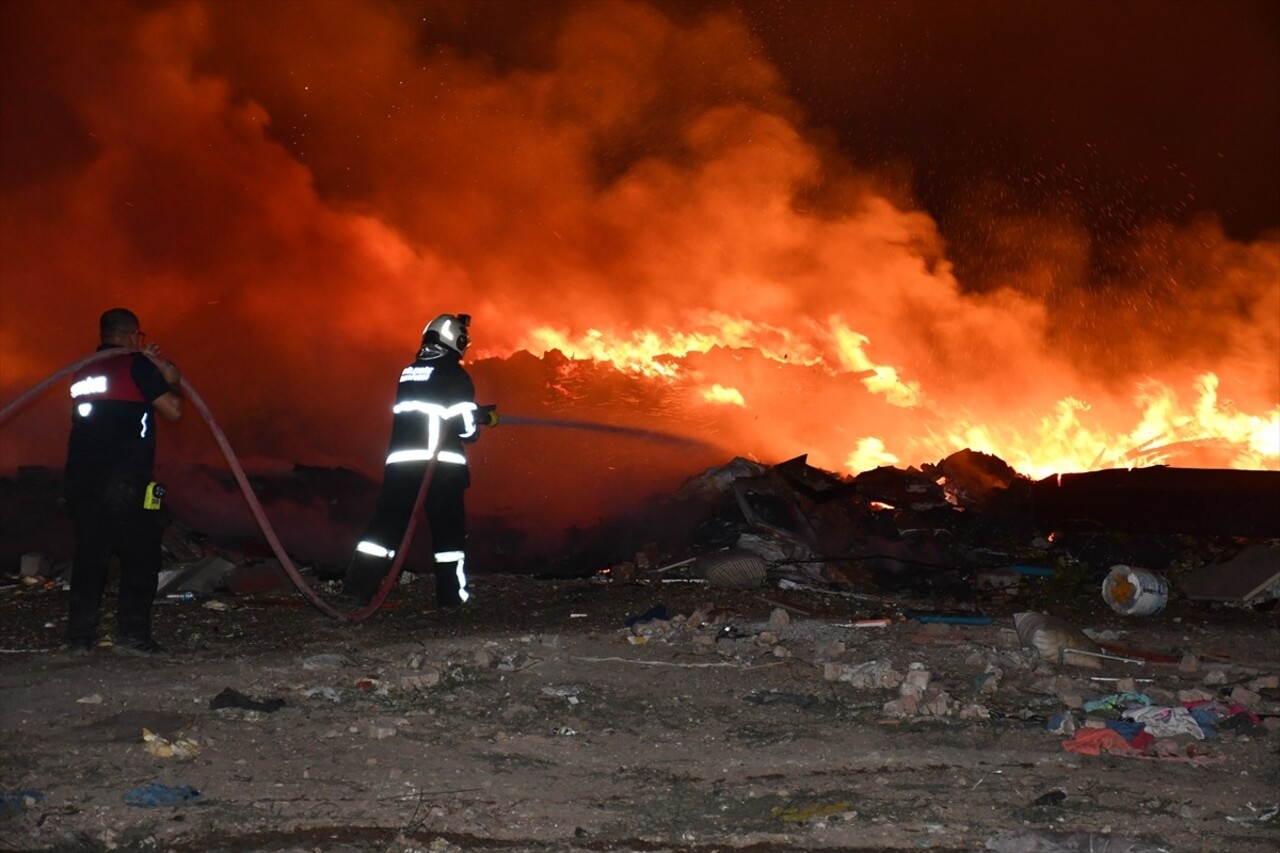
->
<box><xmin>1181</xmin><ymin>542</ymin><xmax>1280</xmax><ymax>602</ymax></box>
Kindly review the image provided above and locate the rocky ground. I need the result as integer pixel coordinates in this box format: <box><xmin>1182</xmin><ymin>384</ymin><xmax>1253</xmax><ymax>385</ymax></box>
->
<box><xmin>1</xmin><ymin>567</ymin><xmax>1278</xmax><ymax>853</ymax></box>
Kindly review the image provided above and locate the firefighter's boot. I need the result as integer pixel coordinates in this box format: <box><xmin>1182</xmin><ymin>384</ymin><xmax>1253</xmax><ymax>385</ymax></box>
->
<box><xmin>434</xmin><ymin>550</ymin><xmax>470</xmax><ymax>608</ymax></box>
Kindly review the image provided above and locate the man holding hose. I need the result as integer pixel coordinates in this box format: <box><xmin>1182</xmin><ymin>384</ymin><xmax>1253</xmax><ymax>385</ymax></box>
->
<box><xmin>345</xmin><ymin>312</ymin><xmax>497</xmax><ymax>607</ymax></box>
<box><xmin>65</xmin><ymin>308</ymin><xmax>183</xmax><ymax>657</ymax></box>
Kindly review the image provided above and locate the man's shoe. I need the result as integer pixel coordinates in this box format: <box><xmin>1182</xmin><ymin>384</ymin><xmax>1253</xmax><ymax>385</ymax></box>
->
<box><xmin>68</xmin><ymin>639</ymin><xmax>93</xmax><ymax>657</ymax></box>
<box><xmin>113</xmin><ymin>637</ymin><xmax>169</xmax><ymax>658</ymax></box>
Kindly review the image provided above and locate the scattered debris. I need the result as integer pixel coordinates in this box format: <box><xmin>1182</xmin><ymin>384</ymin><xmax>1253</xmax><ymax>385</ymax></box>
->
<box><xmin>122</xmin><ymin>783</ymin><xmax>203</xmax><ymax>808</ymax></box>
<box><xmin>1101</xmin><ymin>564</ymin><xmax>1169</xmax><ymax>616</ymax></box>
<box><xmin>157</xmin><ymin>554</ymin><xmax>235</xmax><ymax>597</ymax></box>
<box><xmin>986</xmin><ymin>828</ymin><xmax>1167</xmax><ymax>852</ymax></box>
<box><xmin>1013</xmin><ymin>612</ymin><xmax>1103</xmax><ymax>669</ymax></box>
<box><xmin>2</xmin><ymin>452</ymin><xmax>1277</xmax><ymax>851</ymax></box>
<box><xmin>1182</xmin><ymin>541</ymin><xmax>1280</xmax><ymax>606</ymax></box>
<box><xmin>142</xmin><ymin>728</ymin><xmax>202</xmax><ymax>760</ymax></box>
<box><xmin>1225</xmin><ymin>802</ymin><xmax>1279</xmax><ymax>824</ymax></box>
<box><xmin>209</xmin><ymin>686</ymin><xmax>285</xmax><ymax>713</ymax></box>
<box><xmin>1030</xmin><ymin>789</ymin><xmax>1067</xmax><ymax>807</ymax></box>
<box><xmin>698</xmin><ymin>549</ymin><xmax>767</xmax><ymax>589</ymax></box>
<box><xmin>0</xmin><ymin>789</ymin><xmax>43</xmax><ymax>817</ymax></box>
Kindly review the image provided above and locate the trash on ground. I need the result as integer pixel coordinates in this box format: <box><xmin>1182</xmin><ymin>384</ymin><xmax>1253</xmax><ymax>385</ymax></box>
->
<box><xmin>1101</xmin><ymin>564</ymin><xmax>1169</xmax><ymax>616</ymax></box>
<box><xmin>142</xmin><ymin>727</ymin><xmax>201</xmax><ymax>759</ymax></box>
<box><xmin>1224</xmin><ymin>802</ymin><xmax>1279</xmax><ymax>823</ymax></box>
<box><xmin>1181</xmin><ymin>541</ymin><xmax>1280</xmax><ymax>606</ymax></box>
<box><xmin>1013</xmin><ymin>612</ymin><xmax>1103</xmax><ymax>669</ymax></box>
<box><xmin>209</xmin><ymin>686</ymin><xmax>285</xmax><ymax>713</ymax></box>
<box><xmin>0</xmin><ymin>789</ymin><xmax>43</xmax><ymax>816</ymax></box>
<box><xmin>122</xmin><ymin>782</ymin><xmax>203</xmax><ymax>808</ymax></box>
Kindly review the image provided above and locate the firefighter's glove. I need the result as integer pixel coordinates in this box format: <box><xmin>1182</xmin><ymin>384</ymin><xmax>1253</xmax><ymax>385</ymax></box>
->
<box><xmin>479</xmin><ymin>404</ymin><xmax>499</xmax><ymax>428</ymax></box>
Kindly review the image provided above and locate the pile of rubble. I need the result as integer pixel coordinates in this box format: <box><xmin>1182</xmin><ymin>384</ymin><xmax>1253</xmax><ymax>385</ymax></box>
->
<box><xmin>582</xmin><ymin>451</ymin><xmax>1280</xmax><ymax>613</ymax></box>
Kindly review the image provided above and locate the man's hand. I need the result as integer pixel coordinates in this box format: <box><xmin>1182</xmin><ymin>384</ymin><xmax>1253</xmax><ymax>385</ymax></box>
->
<box><xmin>142</xmin><ymin>343</ymin><xmax>181</xmax><ymax>388</ymax></box>
<box><xmin>478</xmin><ymin>404</ymin><xmax>499</xmax><ymax>428</ymax></box>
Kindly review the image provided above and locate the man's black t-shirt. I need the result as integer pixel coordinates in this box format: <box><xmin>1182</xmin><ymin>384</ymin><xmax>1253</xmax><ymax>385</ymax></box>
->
<box><xmin>66</xmin><ymin>345</ymin><xmax>171</xmax><ymax>482</ymax></box>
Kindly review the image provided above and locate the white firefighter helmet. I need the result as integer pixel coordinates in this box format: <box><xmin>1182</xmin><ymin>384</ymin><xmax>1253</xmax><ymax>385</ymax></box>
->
<box><xmin>422</xmin><ymin>313</ymin><xmax>471</xmax><ymax>355</ymax></box>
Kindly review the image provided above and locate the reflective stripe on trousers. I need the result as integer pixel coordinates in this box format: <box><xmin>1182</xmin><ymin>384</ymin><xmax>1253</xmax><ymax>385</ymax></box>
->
<box><xmin>356</xmin><ymin>540</ymin><xmax>394</xmax><ymax>559</ymax></box>
<box><xmin>435</xmin><ymin>549</ymin><xmax>469</xmax><ymax>602</ymax></box>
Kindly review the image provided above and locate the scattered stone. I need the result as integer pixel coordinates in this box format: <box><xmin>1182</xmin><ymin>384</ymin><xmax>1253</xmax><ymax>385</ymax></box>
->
<box><xmin>497</xmin><ymin>652</ymin><xmax>531</xmax><ymax>671</ymax></box>
<box><xmin>302</xmin><ymin>654</ymin><xmax>348</xmax><ymax>670</ymax></box>
<box><xmin>817</xmin><ymin>639</ymin><xmax>846</xmax><ymax>658</ymax></box>
<box><xmin>401</xmin><ymin>670</ymin><xmax>442</xmax><ymax>690</ymax></box>
<box><xmin>899</xmin><ymin>663</ymin><xmax>930</xmax><ymax>698</ymax></box>
<box><xmin>1203</xmin><ymin>667</ymin><xmax>1230</xmax><ymax>685</ymax></box>
<box><xmin>304</xmin><ymin>686</ymin><xmax>342</xmax><ymax>703</ymax></box>
<box><xmin>824</xmin><ymin>659</ymin><xmax>901</xmax><ymax>689</ymax></box>
<box><xmin>1229</xmin><ymin>686</ymin><xmax>1261</xmax><ymax>705</ymax></box>
<box><xmin>1177</xmin><ymin>688</ymin><xmax>1215</xmax><ymax>703</ymax></box>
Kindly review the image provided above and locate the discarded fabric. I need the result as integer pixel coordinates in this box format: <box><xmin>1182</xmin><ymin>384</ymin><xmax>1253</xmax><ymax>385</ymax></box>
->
<box><xmin>122</xmin><ymin>783</ymin><xmax>203</xmax><ymax>808</ymax></box>
<box><xmin>1101</xmin><ymin>719</ymin><xmax>1147</xmax><ymax>741</ymax></box>
<box><xmin>0</xmin><ymin>789</ymin><xmax>43</xmax><ymax>815</ymax></box>
<box><xmin>1122</xmin><ymin>705</ymin><xmax>1208</xmax><ymax>740</ymax></box>
<box><xmin>1082</xmin><ymin>692</ymin><xmax>1152</xmax><ymax>713</ymax></box>
<box><xmin>209</xmin><ymin>687</ymin><xmax>285</xmax><ymax>713</ymax></box>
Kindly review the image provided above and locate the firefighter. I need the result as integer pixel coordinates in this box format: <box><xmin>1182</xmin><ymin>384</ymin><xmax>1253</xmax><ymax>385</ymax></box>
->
<box><xmin>65</xmin><ymin>308</ymin><xmax>183</xmax><ymax>657</ymax></box>
<box><xmin>345</xmin><ymin>313</ymin><xmax>497</xmax><ymax>606</ymax></box>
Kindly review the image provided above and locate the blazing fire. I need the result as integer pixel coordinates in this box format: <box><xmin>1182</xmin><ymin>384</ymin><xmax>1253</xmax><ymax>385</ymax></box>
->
<box><xmin>497</xmin><ymin>316</ymin><xmax>1279</xmax><ymax>481</ymax></box>
<box><xmin>0</xmin><ymin>0</ymin><xmax>1277</xmax><ymax>544</ymax></box>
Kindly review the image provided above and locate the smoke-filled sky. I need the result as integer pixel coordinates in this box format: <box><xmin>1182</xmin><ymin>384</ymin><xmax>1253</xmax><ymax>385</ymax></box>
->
<box><xmin>1</xmin><ymin>0</ymin><xmax>1277</xmax><ymax>548</ymax></box>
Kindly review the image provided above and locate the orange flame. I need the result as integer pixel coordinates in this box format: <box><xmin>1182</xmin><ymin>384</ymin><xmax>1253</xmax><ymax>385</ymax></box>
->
<box><xmin>495</xmin><ymin>316</ymin><xmax>1279</xmax><ymax>478</ymax></box>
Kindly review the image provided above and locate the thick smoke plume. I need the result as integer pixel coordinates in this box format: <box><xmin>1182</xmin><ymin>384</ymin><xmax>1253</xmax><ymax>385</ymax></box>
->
<box><xmin>2</xmin><ymin>1</ymin><xmax>1276</xmax><ymax>560</ymax></box>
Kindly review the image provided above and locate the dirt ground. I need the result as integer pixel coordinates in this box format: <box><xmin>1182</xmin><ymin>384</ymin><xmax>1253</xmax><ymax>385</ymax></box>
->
<box><xmin>1</xmin><ymin>568</ymin><xmax>1278</xmax><ymax>853</ymax></box>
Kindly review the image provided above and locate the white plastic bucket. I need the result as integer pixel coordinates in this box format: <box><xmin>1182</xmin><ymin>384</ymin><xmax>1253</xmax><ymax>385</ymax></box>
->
<box><xmin>1102</xmin><ymin>564</ymin><xmax>1169</xmax><ymax>616</ymax></box>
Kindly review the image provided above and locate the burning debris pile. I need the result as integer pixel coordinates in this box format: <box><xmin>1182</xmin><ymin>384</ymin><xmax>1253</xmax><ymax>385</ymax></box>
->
<box><xmin>4</xmin><ymin>448</ymin><xmax>1278</xmax><ymax>614</ymax></box>
<box><xmin>574</xmin><ymin>450</ymin><xmax>1280</xmax><ymax>612</ymax></box>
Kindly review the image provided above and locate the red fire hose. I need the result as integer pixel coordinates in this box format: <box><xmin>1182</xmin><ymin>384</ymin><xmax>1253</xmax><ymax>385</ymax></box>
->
<box><xmin>0</xmin><ymin>350</ymin><xmax>419</xmax><ymax>623</ymax></box>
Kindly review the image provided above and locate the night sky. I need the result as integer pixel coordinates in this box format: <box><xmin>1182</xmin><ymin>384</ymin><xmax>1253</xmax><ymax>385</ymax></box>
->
<box><xmin>738</xmin><ymin>0</ymin><xmax>1279</xmax><ymax>234</ymax></box>
<box><xmin>1</xmin><ymin>0</ymin><xmax>1276</xmax><ymax>554</ymax></box>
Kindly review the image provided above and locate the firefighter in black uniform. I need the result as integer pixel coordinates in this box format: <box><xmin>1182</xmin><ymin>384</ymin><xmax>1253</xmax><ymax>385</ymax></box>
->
<box><xmin>65</xmin><ymin>308</ymin><xmax>183</xmax><ymax>656</ymax></box>
<box><xmin>345</xmin><ymin>313</ymin><xmax>497</xmax><ymax>606</ymax></box>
